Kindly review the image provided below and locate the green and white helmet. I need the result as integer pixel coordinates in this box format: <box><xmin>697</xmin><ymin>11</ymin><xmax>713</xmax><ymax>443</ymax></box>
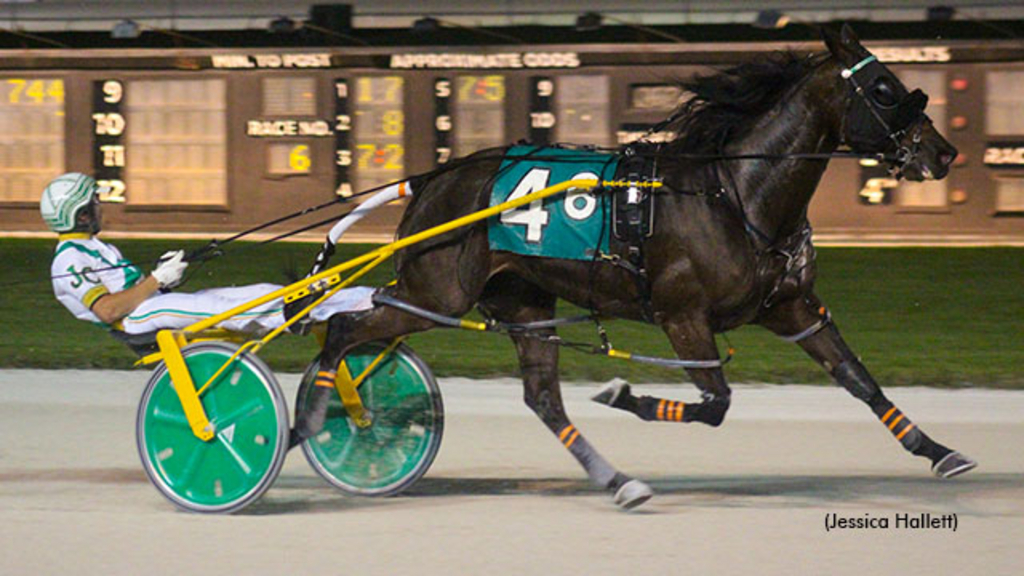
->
<box><xmin>40</xmin><ymin>173</ymin><xmax>109</xmax><ymax>232</ymax></box>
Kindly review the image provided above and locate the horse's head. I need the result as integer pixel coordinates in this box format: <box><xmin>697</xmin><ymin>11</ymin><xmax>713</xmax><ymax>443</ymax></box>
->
<box><xmin>823</xmin><ymin>24</ymin><xmax>957</xmax><ymax>181</ymax></box>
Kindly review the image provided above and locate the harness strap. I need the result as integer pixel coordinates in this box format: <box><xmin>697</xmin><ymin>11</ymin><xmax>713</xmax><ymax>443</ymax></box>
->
<box><xmin>777</xmin><ymin>310</ymin><xmax>832</xmax><ymax>343</ymax></box>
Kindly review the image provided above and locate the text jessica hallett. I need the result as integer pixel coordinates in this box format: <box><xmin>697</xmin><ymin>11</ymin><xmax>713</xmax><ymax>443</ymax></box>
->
<box><xmin>825</xmin><ymin>513</ymin><xmax>957</xmax><ymax>532</ymax></box>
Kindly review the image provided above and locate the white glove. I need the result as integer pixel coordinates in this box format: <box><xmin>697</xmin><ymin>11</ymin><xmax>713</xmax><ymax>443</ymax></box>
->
<box><xmin>152</xmin><ymin>250</ymin><xmax>188</xmax><ymax>289</ymax></box>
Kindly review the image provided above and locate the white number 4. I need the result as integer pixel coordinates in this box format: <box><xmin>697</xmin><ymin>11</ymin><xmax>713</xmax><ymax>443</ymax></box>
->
<box><xmin>501</xmin><ymin>168</ymin><xmax>551</xmax><ymax>243</ymax></box>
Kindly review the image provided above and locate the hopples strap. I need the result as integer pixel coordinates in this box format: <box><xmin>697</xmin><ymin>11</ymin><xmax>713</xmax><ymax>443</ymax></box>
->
<box><xmin>655</xmin><ymin>399</ymin><xmax>687</xmax><ymax>422</ymax></box>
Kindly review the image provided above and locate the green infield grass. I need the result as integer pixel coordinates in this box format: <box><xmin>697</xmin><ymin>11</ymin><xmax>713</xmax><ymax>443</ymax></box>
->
<box><xmin>1</xmin><ymin>238</ymin><xmax>1020</xmax><ymax>387</ymax></box>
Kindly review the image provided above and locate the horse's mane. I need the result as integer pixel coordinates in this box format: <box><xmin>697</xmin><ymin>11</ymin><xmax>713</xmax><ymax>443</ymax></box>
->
<box><xmin>665</xmin><ymin>51</ymin><xmax>827</xmax><ymax>155</ymax></box>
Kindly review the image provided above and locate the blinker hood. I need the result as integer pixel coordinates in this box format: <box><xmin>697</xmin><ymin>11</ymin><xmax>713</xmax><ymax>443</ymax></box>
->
<box><xmin>843</xmin><ymin>56</ymin><xmax>929</xmax><ymax>153</ymax></box>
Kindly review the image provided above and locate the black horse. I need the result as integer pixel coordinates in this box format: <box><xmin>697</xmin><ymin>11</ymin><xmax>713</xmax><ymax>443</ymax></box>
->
<box><xmin>297</xmin><ymin>25</ymin><xmax>974</xmax><ymax>509</ymax></box>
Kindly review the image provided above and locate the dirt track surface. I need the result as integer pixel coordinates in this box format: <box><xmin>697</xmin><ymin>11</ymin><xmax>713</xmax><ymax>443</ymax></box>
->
<box><xmin>1</xmin><ymin>370</ymin><xmax>1022</xmax><ymax>575</ymax></box>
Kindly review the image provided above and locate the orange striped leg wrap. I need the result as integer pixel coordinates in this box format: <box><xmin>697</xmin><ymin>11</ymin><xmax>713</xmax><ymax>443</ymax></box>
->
<box><xmin>558</xmin><ymin>424</ymin><xmax>581</xmax><ymax>449</ymax></box>
<box><xmin>878</xmin><ymin>406</ymin><xmax>921</xmax><ymax>450</ymax></box>
<box><xmin>314</xmin><ymin>370</ymin><xmax>337</xmax><ymax>388</ymax></box>
<box><xmin>655</xmin><ymin>399</ymin><xmax>687</xmax><ymax>422</ymax></box>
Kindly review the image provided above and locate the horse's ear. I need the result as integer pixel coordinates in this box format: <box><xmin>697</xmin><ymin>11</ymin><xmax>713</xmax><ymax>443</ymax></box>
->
<box><xmin>840</xmin><ymin>23</ymin><xmax>863</xmax><ymax>49</ymax></box>
<box><xmin>821</xmin><ymin>25</ymin><xmax>844</xmax><ymax>58</ymax></box>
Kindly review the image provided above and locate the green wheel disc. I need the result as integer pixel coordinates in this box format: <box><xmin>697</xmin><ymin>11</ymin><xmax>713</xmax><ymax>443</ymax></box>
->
<box><xmin>299</xmin><ymin>342</ymin><xmax>443</xmax><ymax>496</ymax></box>
<box><xmin>137</xmin><ymin>342</ymin><xmax>289</xmax><ymax>513</ymax></box>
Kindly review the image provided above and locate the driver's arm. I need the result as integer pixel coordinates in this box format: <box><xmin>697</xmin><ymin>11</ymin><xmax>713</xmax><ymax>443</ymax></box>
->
<box><xmin>91</xmin><ymin>276</ymin><xmax>161</xmax><ymax>324</ymax></box>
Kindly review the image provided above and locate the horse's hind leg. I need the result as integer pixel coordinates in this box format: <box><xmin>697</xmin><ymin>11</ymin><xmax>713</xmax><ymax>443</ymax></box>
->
<box><xmin>594</xmin><ymin>315</ymin><xmax>733</xmax><ymax>427</ymax></box>
<box><xmin>480</xmin><ymin>274</ymin><xmax>653</xmax><ymax>509</ymax></box>
<box><xmin>760</xmin><ymin>294</ymin><xmax>976</xmax><ymax>478</ymax></box>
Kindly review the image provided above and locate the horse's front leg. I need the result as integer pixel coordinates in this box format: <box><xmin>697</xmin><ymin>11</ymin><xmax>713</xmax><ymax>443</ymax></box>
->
<box><xmin>594</xmin><ymin>315</ymin><xmax>732</xmax><ymax>427</ymax></box>
<box><xmin>480</xmin><ymin>275</ymin><xmax>652</xmax><ymax>509</ymax></box>
<box><xmin>760</xmin><ymin>294</ymin><xmax>977</xmax><ymax>478</ymax></box>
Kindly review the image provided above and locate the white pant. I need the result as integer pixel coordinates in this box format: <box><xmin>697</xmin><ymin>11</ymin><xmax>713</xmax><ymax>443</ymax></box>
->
<box><xmin>121</xmin><ymin>283</ymin><xmax>375</xmax><ymax>335</ymax></box>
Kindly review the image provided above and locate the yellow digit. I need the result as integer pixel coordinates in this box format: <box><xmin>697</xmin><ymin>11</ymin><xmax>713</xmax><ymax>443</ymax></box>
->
<box><xmin>357</xmin><ymin>77</ymin><xmax>372</xmax><ymax>103</ymax></box>
<box><xmin>26</xmin><ymin>80</ymin><xmax>45</xmax><ymax>104</ymax></box>
<box><xmin>382</xmin><ymin>110</ymin><xmax>404</xmax><ymax>136</ymax></box>
<box><xmin>7</xmin><ymin>79</ymin><xmax>25</xmax><ymax>104</ymax></box>
<box><xmin>47</xmin><ymin>80</ymin><xmax>65</xmax><ymax>103</ymax></box>
<box><xmin>289</xmin><ymin>145</ymin><xmax>311</xmax><ymax>172</ymax></box>
<box><xmin>458</xmin><ymin>76</ymin><xmax>476</xmax><ymax>102</ymax></box>
<box><xmin>384</xmin><ymin>144</ymin><xmax>404</xmax><ymax>170</ymax></box>
<box><xmin>384</xmin><ymin>77</ymin><xmax>403</xmax><ymax>103</ymax></box>
<box><xmin>484</xmin><ymin>76</ymin><xmax>505</xmax><ymax>102</ymax></box>
<box><xmin>356</xmin><ymin>144</ymin><xmax>376</xmax><ymax>169</ymax></box>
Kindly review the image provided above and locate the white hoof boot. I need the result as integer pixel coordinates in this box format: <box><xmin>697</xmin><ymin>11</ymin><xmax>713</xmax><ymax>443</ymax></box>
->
<box><xmin>932</xmin><ymin>451</ymin><xmax>978</xmax><ymax>479</ymax></box>
<box><xmin>613</xmin><ymin>479</ymin><xmax>653</xmax><ymax>510</ymax></box>
<box><xmin>591</xmin><ymin>378</ymin><xmax>629</xmax><ymax>406</ymax></box>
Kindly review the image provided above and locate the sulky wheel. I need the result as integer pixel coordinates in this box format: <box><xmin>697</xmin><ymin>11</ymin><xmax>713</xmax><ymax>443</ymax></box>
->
<box><xmin>136</xmin><ymin>342</ymin><xmax>289</xmax><ymax>513</ymax></box>
<box><xmin>297</xmin><ymin>342</ymin><xmax>444</xmax><ymax>497</ymax></box>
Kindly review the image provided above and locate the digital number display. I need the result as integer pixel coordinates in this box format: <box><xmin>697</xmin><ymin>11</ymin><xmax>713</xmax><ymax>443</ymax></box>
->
<box><xmin>3</xmin><ymin>78</ymin><xmax>64</xmax><ymax>106</ymax></box>
<box><xmin>630</xmin><ymin>84</ymin><xmax>686</xmax><ymax>111</ymax></box>
<box><xmin>352</xmin><ymin>76</ymin><xmax>404</xmax><ymax>192</ymax></box>
<box><xmin>0</xmin><ymin>78</ymin><xmax>65</xmax><ymax>203</ymax></box>
<box><xmin>453</xmin><ymin>75</ymin><xmax>505</xmax><ymax>157</ymax></box>
<box><xmin>556</xmin><ymin>75</ymin><xmax>611</xmax><ymax>146</ymax></box>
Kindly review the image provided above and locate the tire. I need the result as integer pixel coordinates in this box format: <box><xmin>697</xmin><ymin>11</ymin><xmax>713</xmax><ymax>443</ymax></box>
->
<box><xmin>136</xmin><ymin>342</ymin><xmax>289</xmax><ymax>513</ymax></box>
<box><xmin>297</xmin><ymin>342</ymin><xmax>444</xmax><ymax>497</ymax></box>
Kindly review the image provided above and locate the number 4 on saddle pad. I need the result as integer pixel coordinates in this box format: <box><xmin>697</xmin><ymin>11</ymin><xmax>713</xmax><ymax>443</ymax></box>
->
<box><xmin>488</xmin><ymin>145</ymin><xmax>620</xmax><ymax>261</ymax></box>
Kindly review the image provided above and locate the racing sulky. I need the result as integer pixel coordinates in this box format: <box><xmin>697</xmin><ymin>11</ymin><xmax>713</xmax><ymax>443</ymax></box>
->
<box><xmin>293</xmin><ymin>24</ymin><xmax>975</xmax><ymax>509</ymax></box>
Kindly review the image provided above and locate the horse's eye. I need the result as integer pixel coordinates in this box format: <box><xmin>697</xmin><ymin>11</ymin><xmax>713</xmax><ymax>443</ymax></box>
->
<box><xmin>870</xmin><ymin>81</ymin><xmax>898</xmax><ymax>108</ymax></box>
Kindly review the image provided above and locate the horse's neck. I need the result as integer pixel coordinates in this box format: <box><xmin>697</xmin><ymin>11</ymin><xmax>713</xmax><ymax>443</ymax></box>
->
<box><xmin>731</xmin><ymin>67</ymin><xmax>843</xmax><ymax>245</ymax></box>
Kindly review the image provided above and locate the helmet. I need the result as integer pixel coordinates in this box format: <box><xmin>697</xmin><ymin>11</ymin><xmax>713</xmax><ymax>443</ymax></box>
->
<box><xmin>40</xmin><ymin>173</ymin><xmax>109</xmax><ymax>233</ymax></box>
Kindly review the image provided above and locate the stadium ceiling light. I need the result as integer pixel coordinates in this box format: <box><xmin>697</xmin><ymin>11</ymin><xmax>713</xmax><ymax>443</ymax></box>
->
<box><xmin>754</xmin><ymin>10</ymin><xmax>791</xmax><ymax>30</ymax></box>
<box><xmin>111</xmin><ymin>19</ymin><xmax>141</xmax><ymax>39</ymax></box>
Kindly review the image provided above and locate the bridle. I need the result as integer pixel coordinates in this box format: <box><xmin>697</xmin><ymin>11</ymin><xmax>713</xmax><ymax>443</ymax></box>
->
<box><xmin>839</xmin><ymin>54</ymin><xmax>929</xmax><ymax>177</ymax></box>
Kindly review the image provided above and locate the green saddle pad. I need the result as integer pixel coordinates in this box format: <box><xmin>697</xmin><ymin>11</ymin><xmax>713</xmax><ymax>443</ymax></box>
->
<box><xmin>487</xmin><ymin>146</ymin><xmax>619</xmax><ymax>261</ymax></box>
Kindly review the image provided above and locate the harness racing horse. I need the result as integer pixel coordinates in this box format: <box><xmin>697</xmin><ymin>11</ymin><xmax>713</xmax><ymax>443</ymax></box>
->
<box><xmin>297</xmin><ymin>25</ymin><xmax>974</xmax><ymax>509</ymax></box>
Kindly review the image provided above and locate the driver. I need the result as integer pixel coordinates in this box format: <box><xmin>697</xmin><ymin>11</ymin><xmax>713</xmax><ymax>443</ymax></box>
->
<box><xmin>42</xmin><ymin>172</ymin><xmax>374</xmax><ymax>336</ymax></box>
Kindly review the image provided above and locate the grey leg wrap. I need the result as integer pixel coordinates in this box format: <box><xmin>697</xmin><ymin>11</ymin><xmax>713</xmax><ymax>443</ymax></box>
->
<box><xmin>558</xmin><ymin>425</ymin><xmax>620</xmax><ymax>488</ymax></box>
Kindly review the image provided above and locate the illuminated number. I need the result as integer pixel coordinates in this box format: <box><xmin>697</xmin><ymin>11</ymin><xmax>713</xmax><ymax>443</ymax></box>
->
<box><xmin>457</xmin><ymin>77</ymin><xmax>475</xmax><ymax>102</ymax></box>
<box><xmin>7</xmin><ymin>79</ymin><xmax>25</xmax><ymax>103</ymax></box>
<box><xmin>92</xmin><ymin>113</ymin><xmax>126</xmax><ymax>136</ymax></box>
<box><xmin>289</xmin><ymin>145</ymin><xmax>311</xmax><ymax>172</ymax></box>
<box><xmin>435</xmin><ymin>115</ymin><xmax>452</xmax><ymax>132</ymax></box>
<box><xmin>501</xmin><ymin>168</ymin><xmax>551</xmax><ymax>243</ymax></box>
<box><xmin>384</xmin><ymin>144</ymin><xmax>404</xmax><ymax>170</ymax></box>
<box><xmin>47</xmin><ymin>80</ymin><xmax>65</xmax><ymax>103</ymax></box>
<box><xmin>336</xmin><ymin>182</ymin><xmax>353</xmax><ymax>197</ymax></box>
<box><xmin>100</xmin><ymin>145</ymin><xmax>125</xmax><ymax>167</ymax></box>
<box><xmin>530</xmin><ymin>112</ymin><xmax>556</xmax><ymax>129</ymax></box>
<box><xmin>97</xmin><ymin>179</ymin><xmax>126</xmax><ymax>203</ymax></box>
<box><xmin>382</xmin><ymin>110</ymin><xmax>404</xmax><ymax>136</ymax></box>
<box><xmin>335</xmin><ymin>114</ymin><xmax>351</xmax><ymax>131</ymax></box>
<box><xmin>436</xmin><ymin>147</ymin><xmax>451</xmax><ymax>164</ymax></box>
<box><xmin>335</xmin><ymin>149</ymin><xmax>352</xmax><ymax>166</ymax></box>
<box><xmin>563</xmin><ymin>172</ymin><xmax>599</xmax><ymax>220</ymax></box>
<box><xmin>356</xmin><ymin>144</ymin><xmax>376</xmax><ymax>169</ymax></box>
<box><xmin>435</xmin><ymin>79</ymin><xmax>451</xmax><ymax>98</ymax></box>
<box><xmin>482</xmin><ymin>76</ymin><xmax>505</xmax><ymax>102</ymax></box>
<box><xmin>335</xmin><ymin>82</ymin><xmax>348</xmax><ymax>99</ymax></box>
<box><xmin>537</xmin><ymin>80</ymin><xmax>554</xmax><ymax>97</ymax></box>
<box><xmin>102</xmin><ymin>80</ymin><xmax>123</xmax><ymax>104</ymax></box>
<box><xmin>384</xmin><ymin>77</ymin><xmax>402</xmax><ymax>103</ymax></box>
<box><xmin>25</xmin><ymin>80</ymin><xmax>45</xmax><ymax>104</ymax></box>
<box><xmin>357</xmin><ymin>78</ymin><xmax>372</xmax><ymax>103</ymax></box>
<box><xmin>859</xmin><ymin>177</ymin><xmax>898</xmax><ymax>205</ymax></box>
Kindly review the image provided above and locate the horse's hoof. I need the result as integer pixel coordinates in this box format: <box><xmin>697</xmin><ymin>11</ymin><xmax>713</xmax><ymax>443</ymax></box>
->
<box><xmin>592</xmin><ymin>379</ymin><xmax>630</xmax><ymax>406</ymax></box>
<box><xmin>613</xmin><ymin>479</ymin><xmax>653</xmax><ymax>510</ymax></box>
<box><xmin>932</xmin><ymin>451</ymin><xmax>978</xmax><ymax>479</ymax></box>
